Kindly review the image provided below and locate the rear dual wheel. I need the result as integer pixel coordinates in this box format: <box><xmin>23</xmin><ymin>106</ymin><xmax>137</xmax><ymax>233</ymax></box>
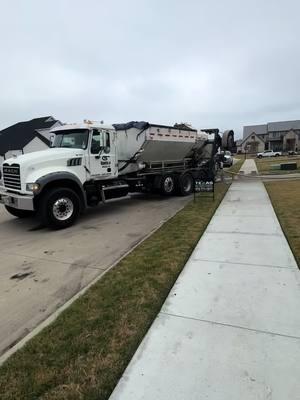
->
<box><xmin>160</xmin><ymin>174</ymin><xmax>176</xmax><ymax>196</ymax></box>
<box><xmin>177</xmin><ymin>173</ymin><xmax>193</xmax><ymax>196</ymax></box>
<box><xmin>159</xmin><ymin>173</ymin><xmax>193</xmax><ymax>196</ymax></box>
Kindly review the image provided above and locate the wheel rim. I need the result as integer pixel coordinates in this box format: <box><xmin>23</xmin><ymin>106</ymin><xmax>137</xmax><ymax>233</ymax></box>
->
<box><xmin>164</xmin><ymin>176</ymin><xmax>174</xmax><ymax>193</ymax></box>
<box><xmin>183</xmin><ymin>176</ymin><xmax>192</xmax><ymax>192</ymax></box>
<box><xmin>52</xmin><ymin>197</ymin><xmax>74</xmax><ymax>221</ymax></box>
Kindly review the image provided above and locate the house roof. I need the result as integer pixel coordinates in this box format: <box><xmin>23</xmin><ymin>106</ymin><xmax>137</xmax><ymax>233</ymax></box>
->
<box><xmin>267</xmin><ymin>120</ymin><xmax>300</xmax><ymax>132</ymax></box>
<box><xmin>239</xmin><ymin>132</ymin><xmax>265</xmax><ymax>146</ymax></box>
<box><xmin>243</xmin><ymin>120</ymin><xmax>300</xmax><ymax>138</ymax></box>
<box><xmin>0</xmin><ymin>116</ymin><xmax>59</xmax><ymax>156</ymax></box>
<box><xmin>243</xmin><ymin>124</ymin><xmax>267</xmax><ymax>138</ymax></box>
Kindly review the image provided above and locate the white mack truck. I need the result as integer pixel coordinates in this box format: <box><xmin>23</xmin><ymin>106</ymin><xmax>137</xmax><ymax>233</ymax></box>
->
<box><xmin>0</xmin><ymin>121</ymin><xmax>233</xmax><ymax>229</ymax></box>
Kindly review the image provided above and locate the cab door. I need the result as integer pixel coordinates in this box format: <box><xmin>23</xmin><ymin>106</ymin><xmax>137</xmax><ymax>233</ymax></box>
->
<box><xmin>89</xmin><ymin>129</ymin><xmax>118</xmax><ymax>179</ymax></box>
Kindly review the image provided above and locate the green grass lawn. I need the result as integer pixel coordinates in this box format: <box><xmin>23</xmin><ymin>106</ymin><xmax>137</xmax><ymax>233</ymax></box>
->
<box><xmin>0</xmin><ymin>183</ymin><xmax>229</xmax><ymax>400</ymax></box>
<box><xmin>227</xmin><ymin>159</ymin><xmax>244</xmax><ymax>173</ymax></box>
<box><xmin>223</xmin><ymin>158</ymin><xmax>244</xmax><ymax>175</ymax></box>
<box><xmin>265</xmin><ymin>180</ymin><xmax>300</xmax><ymax>267</ymax></box>
<box><xmin>256</xmin><ymin>156</ymin><xmax>300</xmax><ymax>174</ymax></box>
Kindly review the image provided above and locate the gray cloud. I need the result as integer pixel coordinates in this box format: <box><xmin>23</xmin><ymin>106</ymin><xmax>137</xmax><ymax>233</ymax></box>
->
<box><xmin>1</xmin><ymin>0</ymin><xmax>300</xmax><ymax>137</ymax></box>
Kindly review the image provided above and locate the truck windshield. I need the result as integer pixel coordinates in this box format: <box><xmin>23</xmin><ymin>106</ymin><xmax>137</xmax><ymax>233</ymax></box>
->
<box><xmin>52</xmin><ymin>129</ymin><xmax>89</xmax><ymax>149</ymax></box>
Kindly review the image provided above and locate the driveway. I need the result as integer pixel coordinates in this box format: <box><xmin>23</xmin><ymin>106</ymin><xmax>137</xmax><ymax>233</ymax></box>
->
<box><xmin>0</xmin><ymin>193</ymin><xmax>190</xmax><ymax>356</ymax></box>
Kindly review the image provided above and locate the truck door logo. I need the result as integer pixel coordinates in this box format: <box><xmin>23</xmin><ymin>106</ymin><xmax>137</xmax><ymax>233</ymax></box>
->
<box><xmin>101</xmin><ymin>156</ymin><xmax>111</xmax><ymax>167</ymax></box>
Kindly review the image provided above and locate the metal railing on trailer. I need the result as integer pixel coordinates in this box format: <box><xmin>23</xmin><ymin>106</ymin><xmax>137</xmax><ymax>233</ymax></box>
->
<box><xmin>139</xmin><ymin>159</ymin><xmax>194</xmax><ymax>175</ymax></box>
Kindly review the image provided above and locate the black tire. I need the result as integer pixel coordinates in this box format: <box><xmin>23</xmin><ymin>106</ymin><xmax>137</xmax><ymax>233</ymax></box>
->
<box><xmin>177</xmin><ymin>173</ymin><xmax>193</xmax><ymax>196</ymax></box>
<box><xmin>258</xmin><ymin>155</ymin><xmax>262</xmax><ymax>159</ymax></box>
<box><xmin>38</xmin><ymin>187</ymin><xmax>80</xmax><ymax>229</ymax></box>
<box><xmin>160</xmin><ymin>174</ymin><xmax>176</xmax><ymax>196</ymax></box>
<box><xmin>275</xmin><ymin>153</ymin><xmax>279</xmax><ymax>157</ymax></box>
<box><xmin>5</xmin><ymin>206</ymin><xmax>35</xmax><ymax>218</ymax></box>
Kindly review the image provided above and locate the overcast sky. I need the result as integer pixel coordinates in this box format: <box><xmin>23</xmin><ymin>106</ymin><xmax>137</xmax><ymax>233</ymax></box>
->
<box><xmin>1</xmin><ymin>0</ymin><xmax>299</xmax><ymax>137</ymax></box>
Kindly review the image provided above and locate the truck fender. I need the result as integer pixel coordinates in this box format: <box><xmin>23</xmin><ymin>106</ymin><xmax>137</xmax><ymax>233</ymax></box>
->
<box><xmin>35</xmin><ymin>172</ymin><xmax>87</xmax><ymax>210</ymax></box>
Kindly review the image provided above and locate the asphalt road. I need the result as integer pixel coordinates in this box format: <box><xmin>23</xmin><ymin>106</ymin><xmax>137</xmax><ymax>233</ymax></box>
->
<box><xmin>0</xmin><ymin>193</ymin><xmax>190</xmax><ymax>357</ymax></box>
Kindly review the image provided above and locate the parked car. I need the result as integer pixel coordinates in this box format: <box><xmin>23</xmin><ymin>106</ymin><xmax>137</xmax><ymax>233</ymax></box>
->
<box><xmin>223</xmin><ymin>151</ymin><xmax>233</xmax><ymax>167</ymax></box>
<box><xmin>257</xmin><ymin>150</ymin><xmax>282</xmax><ymax>158</ymax></box>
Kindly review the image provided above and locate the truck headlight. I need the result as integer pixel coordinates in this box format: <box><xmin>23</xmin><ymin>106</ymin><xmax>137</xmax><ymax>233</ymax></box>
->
<box><xmin>26</xmin><ymin>183</ymin><xmax>40</xmax><ymax>193</ymax></box>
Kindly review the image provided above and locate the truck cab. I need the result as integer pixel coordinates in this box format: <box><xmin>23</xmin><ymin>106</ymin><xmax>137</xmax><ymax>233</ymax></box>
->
<box><xmin>52</xmin><ymin>123</ymin><xmax>118</xmax><ymax>179</ymax></box>
<box><xmin>0</xmin><ymin>121</ymin><xmax>122</xmax><ymax>229</ymax></box>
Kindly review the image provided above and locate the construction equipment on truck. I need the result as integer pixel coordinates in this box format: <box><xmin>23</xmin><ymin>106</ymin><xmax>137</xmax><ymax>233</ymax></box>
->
<box><xmin>0</xmin><ymin>121</ymin><xmax>234</xmax><ymax>229</ymax></box>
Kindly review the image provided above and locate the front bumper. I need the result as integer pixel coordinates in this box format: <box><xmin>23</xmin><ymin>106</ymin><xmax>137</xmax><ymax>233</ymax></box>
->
<box><xmin>0</xmin><ymin>187</ymin><xmax>34</xmax><ymax>211</ymax></box>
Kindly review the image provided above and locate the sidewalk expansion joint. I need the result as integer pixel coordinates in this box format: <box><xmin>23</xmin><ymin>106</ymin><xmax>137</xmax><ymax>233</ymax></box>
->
<box><xmin>205</xmin><ymin>231</ymin><xmax>282</xmax><ymax>237</ymax></box>
<box><xmin>160</xmin><ymin>311</ymin><xmax>300</xmax><ymax>341</ymax></box>
<box><xmin>214</xmin><ymin>214</ymin><xmax>277</xmax><ymax>218</ymax></box>
<box><xmin>214</xmin><ymin>214</ymin><xmax>277</xmax><ymax>219</ymax></box>
<box><xmin>191</xmin><ymin>258</ymin><xmax>296</xmax><ymax>270</ymax></box>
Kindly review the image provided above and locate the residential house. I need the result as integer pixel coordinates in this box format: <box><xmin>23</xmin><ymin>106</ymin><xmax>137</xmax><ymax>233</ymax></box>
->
<box><xmin>0</xmin><ymin>116</ymin><xmax>61</xmax><ymax>163</ymax></box>
<box><xmin>242</xmin><ymin>120</ymin><xmax>300</xmax><ymax>153</ymax></box>
<box><xmin>237</xmin><ymin>132</ymin><xmax>265</xmax><ymax>154</ymax></box>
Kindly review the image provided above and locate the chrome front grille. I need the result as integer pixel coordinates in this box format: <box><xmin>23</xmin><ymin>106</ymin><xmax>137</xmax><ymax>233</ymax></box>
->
<box><xmin>3</xmin><ymin>164</ymin><xmax>21</xmax><ymax>190</ymax></box>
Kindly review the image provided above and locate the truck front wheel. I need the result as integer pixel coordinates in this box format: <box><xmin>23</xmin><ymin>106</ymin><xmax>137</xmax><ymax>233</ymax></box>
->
<box><xmin>39</xmin><ymin>187</ymin><xmax>80</xmax><ymax>229</ymax></box>
<box><xmin>5</xmin><ymin>206</ymin><xmax>35</xmax><ymax>218</ymax></box>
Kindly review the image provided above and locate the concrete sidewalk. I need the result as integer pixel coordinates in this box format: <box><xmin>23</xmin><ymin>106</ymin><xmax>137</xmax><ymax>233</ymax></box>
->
<box><xmin>110</xmin><ymin>160</ymin><xmax>300</xmax><ymax>400</ymax></box>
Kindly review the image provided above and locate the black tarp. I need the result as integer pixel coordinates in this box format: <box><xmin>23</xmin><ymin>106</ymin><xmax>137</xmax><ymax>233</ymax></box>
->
<box><xmin>112</xmin><ymin>121</ymin><xmax>149</xmax><ymax>131</ymax></box>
